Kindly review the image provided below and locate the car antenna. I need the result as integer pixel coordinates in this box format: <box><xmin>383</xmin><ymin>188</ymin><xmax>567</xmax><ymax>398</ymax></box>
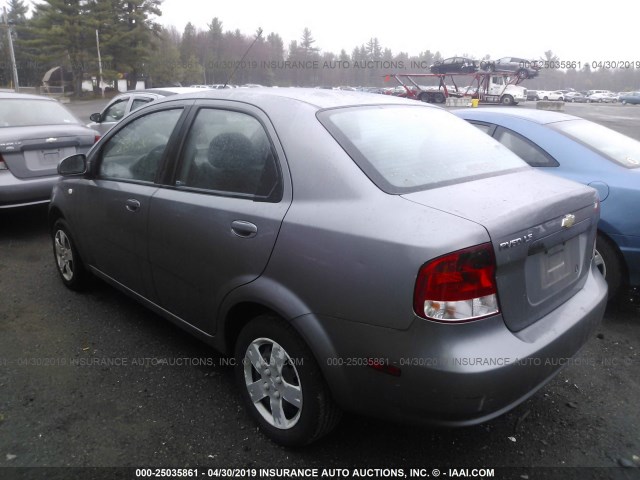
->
<box><xmin>223</xmin><ymin>28</ymin><xmax>263</xmax><ymax>88</ymax></box>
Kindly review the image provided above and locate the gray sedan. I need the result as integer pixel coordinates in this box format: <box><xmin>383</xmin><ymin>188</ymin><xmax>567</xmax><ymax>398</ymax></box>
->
<box><xmin>49</xmin><ymin>89</ymin><xmax>607</xmax><ymax>446</ymax></box>
<box><xmin>0</xmin><ymin>92</ymin><xmax>97</xmax><ymax>208</ymax></box>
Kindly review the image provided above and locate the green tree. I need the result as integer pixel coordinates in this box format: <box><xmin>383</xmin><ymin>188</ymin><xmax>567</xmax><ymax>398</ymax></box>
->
<box><xmin>93</xmin><ymin>0</ymin><xmax>163</xmax><ymax>90</ymax></box>
<box><xmin>2</xmin><ymin>0</ymin><xmax>32</xmax><ymax>87</ymax></box>
<box><xmin>146</xmin><ymin>26</ymin><xmax>181</xmax><ymax>87</ymax></box>
<box><xmin>23</xmin><ymin>0</ymin><xmax>94</xmax><ymax>95</ymax></box>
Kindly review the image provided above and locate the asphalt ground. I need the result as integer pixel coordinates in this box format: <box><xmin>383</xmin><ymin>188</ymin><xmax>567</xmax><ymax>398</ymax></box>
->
<box><xmin>0</xmin><ymin>96</ymin><xmax>638</xmax><ymax>480</ymax></box>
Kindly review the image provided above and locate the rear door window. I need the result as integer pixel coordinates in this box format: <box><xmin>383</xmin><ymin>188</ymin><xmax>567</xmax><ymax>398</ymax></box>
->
<box><xmin>493</xmin><ymin>127</ymin><xmax>559</xmax><ymax>167</ymax></box>
<box><xmin>175</xmin><ymin>108</ymin><xmax>281</xmax><ymax>200</ymax></box>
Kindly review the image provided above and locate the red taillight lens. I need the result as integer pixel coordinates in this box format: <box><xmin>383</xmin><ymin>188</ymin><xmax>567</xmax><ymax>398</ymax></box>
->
<box><xmin>94</xmin><ymin>135</ymin><xmax>101</xmax><ymax>144</ymax></box>
<box><xmin>413</xmin><ymin>243</ymin><xmax>499</xmax><ymax>322</ymax></box>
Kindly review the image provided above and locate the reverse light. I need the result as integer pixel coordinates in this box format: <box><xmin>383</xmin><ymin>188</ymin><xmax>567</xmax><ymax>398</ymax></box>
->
<box><xmin>413</xmin><ymin>243</ymin><xmax>499</xmax><ymax>322</ymax></box>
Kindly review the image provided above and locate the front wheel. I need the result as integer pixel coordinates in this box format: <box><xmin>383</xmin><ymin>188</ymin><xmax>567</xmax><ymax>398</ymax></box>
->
<box><xmin>234</xmin><ymin>315</ymin><xmax>341</xmax><ymax>446</ymax></box>
<box><xmin>52</xmin><ymin>219</ymin><xmax>89</xmax><ymax>290</ymax></box>
<box><xmin>501</xmin><ymin>94</ymin><xmax>514</xmax><ymax>105</ymax></box>
<box><xmin>594</xmin><ymin>234</ymin><xmax>625</xmax><ymax>300</ymax></box>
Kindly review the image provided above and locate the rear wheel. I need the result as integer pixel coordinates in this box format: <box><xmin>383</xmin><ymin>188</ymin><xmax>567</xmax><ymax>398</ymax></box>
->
<box><xmin>434</xmin><ymin>92</ymin><xmax>446</xmax><ymax>104</ymax></box>
<box><xmin>419</xmin><ymin>92</ymin><xmax>430</xmax><ymax>103</ymax></box>
<box><xmin>594</xmin><ymin>234</ymin><xmax>625</xmax><ymax>300</ymax></box>
<box><xmin>52</xmin><ymin>219</ymin><xmax>89</xmax><ymax>290</ymax></box>
<box><xmin>234</xmin><ymin>314</ymin><xmax>341</xmax><ymax>446</ymax></box>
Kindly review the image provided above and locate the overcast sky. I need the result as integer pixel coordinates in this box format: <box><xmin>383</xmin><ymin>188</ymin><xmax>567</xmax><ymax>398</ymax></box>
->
<box><xmin>159</xmin><ymin>0</ymin><xmax>638</xmax><ymax>62</ymax></box>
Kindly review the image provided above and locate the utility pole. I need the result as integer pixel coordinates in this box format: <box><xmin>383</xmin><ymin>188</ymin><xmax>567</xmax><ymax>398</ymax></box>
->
<box><xmin>96</xmin><ymin>29</ymin><xmax>104</xmax><ymax>97</ymax></box>
<box><xmin>2</xmin><ymin>6</ymin><xmax>19</xmax><ymax>91</ymax></box>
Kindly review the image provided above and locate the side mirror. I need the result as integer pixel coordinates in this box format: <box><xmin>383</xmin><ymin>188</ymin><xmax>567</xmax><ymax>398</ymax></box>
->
<box><xmin>58</xmin><ymin>154</ymin><xmax>87</xmax><ymax>176</ymax></box>
<box><xmin>89</xmin><ymin>112</ymin><xmax>102</xmax><ymax>123</ymax></box>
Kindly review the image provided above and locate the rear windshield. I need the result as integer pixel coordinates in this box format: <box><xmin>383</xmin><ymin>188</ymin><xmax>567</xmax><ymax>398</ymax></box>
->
<box><xmin>0</xmin><ymin>99</ymin><xmax>80</xmax><ymax>127</ymax></box>
<box><xmin>318</xmin><ymin>105</ymin><xmax>526</xmax><ymax>193</ymax></box>
<box><xmin>551</xmin><ymin>119</ymin><xmax>640</xmax><ymax>169</ymax></box>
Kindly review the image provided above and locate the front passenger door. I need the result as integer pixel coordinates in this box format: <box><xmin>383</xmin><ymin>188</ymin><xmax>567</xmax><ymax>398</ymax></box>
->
<box><xmin>77</xmin><ymin>107</ymin><xmax>185</xmax><ymax>298</ymax></box>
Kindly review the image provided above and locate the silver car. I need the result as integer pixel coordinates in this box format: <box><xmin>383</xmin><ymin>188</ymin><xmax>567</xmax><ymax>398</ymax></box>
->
<box><xmin>0</xmin><ymin>92</ymin><xmax>97</xmax><ymax>209</ymax></box>
<box><xmin>87</xmin><ymin>87</ymin><xmax>204</xmax><ymax>135</ymax></box>
<box><xmin>49</xmin><ymin>89</ymin><xmax>607</xmax><ymax>446</ymax></box>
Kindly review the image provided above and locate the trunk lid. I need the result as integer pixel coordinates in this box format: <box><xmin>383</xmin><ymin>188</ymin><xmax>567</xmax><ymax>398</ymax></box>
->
<box><xmin>0</xmin><ymin>126</ymin><xmax>95</xmax><ymax>179</ymax></box>
<box><xmin>402</xmin><ymin>170</ymin><xmax>600</xmax><ymax>332</ymax></box>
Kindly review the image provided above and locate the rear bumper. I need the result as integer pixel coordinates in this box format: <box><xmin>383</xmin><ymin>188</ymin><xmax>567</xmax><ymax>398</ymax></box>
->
<box><xmin>297</xmin><ymin>264</ymin><xmax>607</xmax><ymax>426</ymax></box>
<box><xmin>0</xmin><ymin>171</ymin><xmax>58</xmax><ymax>208</ymax></box>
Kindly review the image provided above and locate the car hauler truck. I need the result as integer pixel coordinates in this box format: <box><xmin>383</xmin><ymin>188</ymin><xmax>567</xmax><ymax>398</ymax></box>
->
<box><xmin>385</xmin><ymin>71</ymin><xmax>528</xmax><ymax>105</ymax></box>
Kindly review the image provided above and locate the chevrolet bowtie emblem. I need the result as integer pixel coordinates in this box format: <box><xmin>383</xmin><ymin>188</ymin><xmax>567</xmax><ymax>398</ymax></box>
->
<box><xmin>561</xmin><ymin>214</ymin><xmax>576</xmax><ymax>228</ymax></box>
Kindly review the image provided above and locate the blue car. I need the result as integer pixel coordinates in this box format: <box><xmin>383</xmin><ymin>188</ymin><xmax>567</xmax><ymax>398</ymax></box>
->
<box><xmin>454</xmin><ymin>107</ymin><xmax>640</xmax><ymax>299</ymax></box>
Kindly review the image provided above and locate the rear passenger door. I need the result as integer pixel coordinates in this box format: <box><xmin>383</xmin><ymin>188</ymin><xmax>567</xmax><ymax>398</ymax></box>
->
<box><xmin>147</xmin><ymin>101</ymin><xmax>291</xmax><ymax>334</ymax></box>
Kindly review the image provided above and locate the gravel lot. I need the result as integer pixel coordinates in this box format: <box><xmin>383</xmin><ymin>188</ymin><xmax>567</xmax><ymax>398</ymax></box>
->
<box><xmin>0</xmin><ymin>97</ymin><xmax>638</xmax><ymax>480</ymax></box>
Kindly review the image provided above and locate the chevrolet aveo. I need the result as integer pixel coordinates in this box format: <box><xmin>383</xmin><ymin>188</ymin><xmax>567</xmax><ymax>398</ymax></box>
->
<box><xmin>49</xmin><ymin>89</ymin><xmax>607</xmax><ymax>446</ymax></box>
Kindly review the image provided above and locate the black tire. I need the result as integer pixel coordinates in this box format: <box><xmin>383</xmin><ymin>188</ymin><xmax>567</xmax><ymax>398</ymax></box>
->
<box><xmin>594</xmin><ymin>234</ymin><xmax>625</xmax><ymax>300</ymax></box>
<box><xmin>52</xmin><ymin>218</ymin><xmax>89</xmax><ymax>290</ymax></box>
<box><xmin>234</xmin><ymin>314</ymin><xmax>341</xmax><ymax>446</ymax></box>
<box><xmin>419</xmin><ymin>92</ymin><xmax>430</xmax><ymax>103</ymax></box>
<box><xmin>434</xmin><ymin>92</ymin><xmax>446</xmax><ymax>104</ymax></box>
<box><xmin>501</xmin><ymin>94</ymin><xmax>514</xmax><ymax>105</ymax></box>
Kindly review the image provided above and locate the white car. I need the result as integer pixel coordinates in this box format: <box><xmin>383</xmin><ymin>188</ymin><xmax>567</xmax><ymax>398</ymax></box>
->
<box><xmin>535</xmin><ymin>90</ymin><xmax>551</xmax><ymax>100</ymax></box>
<box><xmin>546</xmin><ymin>91</ymin><xmax>566</xmax><ymax>101</ymax></box>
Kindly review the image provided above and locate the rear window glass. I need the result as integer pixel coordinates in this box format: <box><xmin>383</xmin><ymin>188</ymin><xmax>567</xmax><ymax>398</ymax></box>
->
<box><xmin>551</xmin><ymin>119</ymin><xmax>640</xmax><ymax>169</ymax></box>
<box><xmin>0</xmin><ymin>99</ymin><xmax>80</xmax><ymax>127</ymax></box>
<box><xmin>318</xmin><ymin>105</ymin><xmax>526</xmax><ymax>193</ymax></box>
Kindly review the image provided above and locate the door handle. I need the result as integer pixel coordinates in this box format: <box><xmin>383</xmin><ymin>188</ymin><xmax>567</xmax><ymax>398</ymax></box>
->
<box><xmin>125</xmin><ymin>198</ymin><xmax>141</xmax><ymax>212</ymax></box>
<box><xmin>231</xmin><ymin>220</ymin><xmax>258</xmax><ymax>238</ymax></box>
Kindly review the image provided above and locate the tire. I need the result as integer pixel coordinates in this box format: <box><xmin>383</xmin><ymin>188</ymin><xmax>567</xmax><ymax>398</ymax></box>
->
<box><xmin>434</xmin><ymin>92</ymin><xmax>446</xmax><ymax>104</ymax></box>
<box><xmin>52</xmin><ymin>218</ymin><xmax>89</xmax><ymax>290</ymax></box>
<box><xmin>501</xmin><ymin>94</ymin><xmax>514</xmax><ymax>105</ymax></box>
<box><xmin>419</xmin><ymin>92</ymin><xmax>430</xmax><ymax>103</ymax></box>
<box><xmin>543</xmin><ymin>96</ymin><xmax>548</xmax><ymax>100</ymax></box>
<box><xmin>234</xmin><ymin>314</ymin><xmax>341</xmax><ymax>446</ymax></box>
<box><xmin>594</xmin><ymin>234</ymin><xmax>625</xmax><ymax>300</ymax></box>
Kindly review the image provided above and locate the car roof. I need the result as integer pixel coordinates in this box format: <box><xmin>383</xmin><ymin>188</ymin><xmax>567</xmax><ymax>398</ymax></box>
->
<box><xmin>455</xmin><ymin>107</ymin><xmax>580</xmax><ymax>125</ymax></box>
<box><xmin>149</xmin><ymin>87</ymin><xmax>435</xmax><ymax>110</ymax></box>
<box><xmin>0</xmin><ymin>92</ymin><xmax>58</xmax><ymax>101</ymax></box>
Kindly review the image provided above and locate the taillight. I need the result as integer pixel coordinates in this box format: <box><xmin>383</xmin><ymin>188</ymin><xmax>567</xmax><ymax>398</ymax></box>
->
<box><xmin>413</xmin><ymin>243</ymin><xmax>499</xmax><ymax>322</ymax></box>
<box><xmin>0</xmin><ymin>153</ymin><xmax>7</xmax><ymax>170</ymax></box>
<box><xmin>94</xmin><ymin>135</ymin><xmax>101</xmax><ymax>144</ymax></box>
